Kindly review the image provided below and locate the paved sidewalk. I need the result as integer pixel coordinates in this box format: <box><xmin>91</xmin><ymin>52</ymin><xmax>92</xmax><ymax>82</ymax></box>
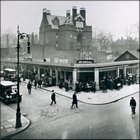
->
<box><xmin>25</xmin><ymin>78</ymin><xmax>139</xmax><ymax>105</ymax></box>
<box><xmin>43</xmin><ymin>84</ymin><xmax>139</xmax><ymax>105</ymax></box>
<box><xmin>0</xmin><ymin>103</ymin><xmax>31</xmax><ymax>139</ymax></box>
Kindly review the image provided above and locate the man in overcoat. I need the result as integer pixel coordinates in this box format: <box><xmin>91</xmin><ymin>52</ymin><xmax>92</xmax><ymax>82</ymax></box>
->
<box><xmin>71</xmin><ymin>92</ymin><xmax>78</xmax><ymax>108</ymax></box>
<box><xmin>50</xmin><ymin>90</ymin><xmax>56</xmax><ymax>105</ymax></box>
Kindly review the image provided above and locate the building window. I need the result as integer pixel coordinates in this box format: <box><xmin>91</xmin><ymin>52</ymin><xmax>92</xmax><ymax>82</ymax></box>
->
<box><xmin>70</xmin><ymin>42</ymin><xmax>73</xmax><ymax>50</ymax></box>
<box><xmin>80</xmin><ymin>52</ymin><xmax>83</xmax><ymax>59</ymax></box>
<box><xmin>56</xmin><ymin>33</ymin><xmax>58</xmax><ymax>39</ymax></box>
<box><xmin>52</xmin><ymin>17</ymin><xmax>59</xmax><ymax>25</ymax></box>
<box><xmin>56</xmin><ymin>41</ymin><xmax>58</xmax><ymax>47</ymax></box>
<box><xmin>77</xmin><ymin>34</ymin><xmax>82</xmax><ymax>42</ymax></box>
<box><xmin>89</xmin><ymin>52</ymin><xmax>92</xmax><ymax>59</ymax></box>
<box><xmin>70</xmin><ymin>34</ymin><xmax>72</xmax><ymax>38</ymax></box>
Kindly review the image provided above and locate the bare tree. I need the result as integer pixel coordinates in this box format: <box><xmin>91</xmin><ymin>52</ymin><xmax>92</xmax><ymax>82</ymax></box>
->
<box><xmin>125</xmin><ymin>22</ymin><xmax>139</xmax><ymax>39</ymax></box>
<box><xmin>92</xmin><ymin>30</ymin><xmax>113</xmax><ymax>52</ymax></box>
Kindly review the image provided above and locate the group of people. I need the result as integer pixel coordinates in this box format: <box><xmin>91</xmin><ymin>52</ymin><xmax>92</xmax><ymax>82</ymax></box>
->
<box><xmin>59</xmin><ymin>79</ymin><xmax>72</xmax><ymax>92</ymax></box>
<box><xmin>27</xmin><ymin>79</ymin><xmax>42</xmax><ymax>93</ymax></box>
<box><xmin>99</xmin><ymin>73</ymin><xmax>138</xmax><ymax>93</ymax></box>
<box><xmin>75</xmin><ymin>80</ymin><xmax>96</xmax><ymax>93</ymax></box>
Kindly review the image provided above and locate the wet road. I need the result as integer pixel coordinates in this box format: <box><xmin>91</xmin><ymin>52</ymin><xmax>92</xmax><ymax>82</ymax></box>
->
<box><xmin>7</xmin><ymin>82</ymin><xmax>139</xmax><ymax>139</ymax></box>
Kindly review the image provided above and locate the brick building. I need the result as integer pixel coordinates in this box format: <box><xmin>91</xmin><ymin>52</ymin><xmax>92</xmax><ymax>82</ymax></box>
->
<box><xmin>32</xmin><ymin>6</ymin><xmax>92</xmax><ymax>63</ymax></box>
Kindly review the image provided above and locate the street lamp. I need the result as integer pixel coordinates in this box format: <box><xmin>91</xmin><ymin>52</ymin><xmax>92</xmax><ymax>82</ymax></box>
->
<box><xmin>15</xmin><ymin>26</ymin><xmax>30</xmax><ymax>128</ymax></box>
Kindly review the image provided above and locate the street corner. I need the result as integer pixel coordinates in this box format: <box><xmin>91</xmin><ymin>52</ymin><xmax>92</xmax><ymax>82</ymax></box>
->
<box><xmin>1</xmin><ymin>115</ymin><xmax>31</xmax><ymax>139</ymax></box>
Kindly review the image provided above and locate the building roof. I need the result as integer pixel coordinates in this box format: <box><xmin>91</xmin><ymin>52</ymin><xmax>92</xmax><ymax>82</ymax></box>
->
<box><xmin>114</xmin><ymin>50</ymin><xmax>139</xmax><ymax>61</ymax></box>
<box><xmin>2</xmin><ymin>59</ymin><xmax>139</xmax><ymax>69</ymax></box>
<box><xmin>128</xmin><ymin>50</ymin><xmax>139</xmax><ymax>59</ymax></box>
<box><xmin>65</xmin><ymin>16</ymin><xmax>73</xmax><ymax>25</ymax></box>
<box><xmin>4</xmin><ymin>68</ymin><xmax>16</xmax><ymax>72</ymax></box>
<box><xmin>47</xmin><ymin>15</ymin><xmax>67</xmax><ymax>27</ymax></box>
<box><xmin>1</xmin><ymin>81</ymin><xmax>16</xmax><ymax>86</ymax></box>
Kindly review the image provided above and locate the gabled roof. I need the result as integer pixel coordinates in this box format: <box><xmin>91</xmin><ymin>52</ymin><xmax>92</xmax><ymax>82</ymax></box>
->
<box><xmin>114</xmin><ymin>50</ymin><xmax>139</xmax><ymax>61</ymax></box>
<box><xmin>129</xmin><ymin>50</ymin><xmax>139</xmax><ymax>59</ymax></box>
<box><xmin>47</xmin><ymin>15</ymin><xmax>66</xmax><ymax>26</ymax></box>
<box><xmin>74</xmin><ymin>13</ymin><xmax>85</xmax><ymax>21</ymax></box>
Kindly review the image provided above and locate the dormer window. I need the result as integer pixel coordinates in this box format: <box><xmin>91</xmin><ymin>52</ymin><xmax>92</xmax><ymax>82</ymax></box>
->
<box><xmin>77</xmin><ymin>17</ymin><xmax>81</xmax><ymax>21</ymax></box>
<box><xmin>52</xmin><ymin>16</ymin><xmax>59</xmax><ymax>25</ymax></box>
<box><xmin>75</xmin><ymin>13</ymin><xmax>84</xmax><ymax>21</ymax></box>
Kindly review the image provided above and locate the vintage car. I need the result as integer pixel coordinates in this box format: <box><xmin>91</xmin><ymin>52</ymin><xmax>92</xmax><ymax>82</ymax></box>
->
<box><xmin>3</xmin><ymin>68</ymin><xmax>17</xmax><ymax>82</ymax></box>
<box><xmin>0</xmin><ymin>81</ymin><xmax>22</xmax><ymax>104</ymax></box>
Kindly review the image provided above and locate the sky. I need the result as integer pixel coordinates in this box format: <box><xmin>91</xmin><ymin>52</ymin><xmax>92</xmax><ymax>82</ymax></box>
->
<box><xmin>1</xmin><ymin>1</ymin><xmax>139</xmax><ymax>40</ymax></box>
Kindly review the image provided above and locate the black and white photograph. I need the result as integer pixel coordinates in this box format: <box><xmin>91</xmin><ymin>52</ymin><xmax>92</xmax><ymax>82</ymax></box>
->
<box><xmin>1</xmin><ymin>1</ymin><xmax>139</xmax><ymax>139</ymax></box>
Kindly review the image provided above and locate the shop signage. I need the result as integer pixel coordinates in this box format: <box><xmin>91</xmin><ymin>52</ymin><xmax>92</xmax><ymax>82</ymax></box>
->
<box><xmin>54</xmin><ymin>57</ymin><xmax>68</xmax><ymax>64</ymax></box>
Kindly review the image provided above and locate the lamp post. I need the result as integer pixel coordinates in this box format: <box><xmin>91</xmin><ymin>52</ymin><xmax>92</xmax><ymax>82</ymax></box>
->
<box><xmin>15</xmin><ymin>26</ymin><xmax>30</xmax><ymax>128</ymax></box>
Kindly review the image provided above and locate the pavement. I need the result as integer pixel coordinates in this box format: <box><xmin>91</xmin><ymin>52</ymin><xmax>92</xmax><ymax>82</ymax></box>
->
<box><xmin>43</xmin><ymin>83</ymin><xmax>139</xmax><ymax>105</ymax></box>
<box><xmin>1</xmin><ymin>78</ymin><xmax>139</xmax><ymax>139</ymax></box>
<box><xmin>0</xmin><ymin>103</ymin><xmax>31</xmax><ymax>139</ymax></box>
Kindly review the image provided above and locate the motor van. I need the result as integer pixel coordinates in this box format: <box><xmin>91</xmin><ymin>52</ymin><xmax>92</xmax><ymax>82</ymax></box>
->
<box><xmin>0</xmin><ymin>81</ymin><xmax>22</xmax><ymax>104</ymax></box>
<box><xmin>3</xmin><ymin>68</ymin><xmax>17</xmax><ymax>81</ymax></box>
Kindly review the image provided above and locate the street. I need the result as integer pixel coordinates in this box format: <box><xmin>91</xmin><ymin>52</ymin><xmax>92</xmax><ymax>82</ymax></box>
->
<box><xmin>7</xmin><ymin>82</ymin><xmax>139</xmax><ymax>139</ymax></box>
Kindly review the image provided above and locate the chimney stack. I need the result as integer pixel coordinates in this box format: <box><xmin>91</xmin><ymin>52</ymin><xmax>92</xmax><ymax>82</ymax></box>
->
<box><xmin>72</xmin><ymin>6</ymin><xmax>77</xmax><ymax>22</ymax></box>
<box><xmin>66</xmin><ymin>10</ymin><xmax>70</xmax><ymax>17</ymax></box>
<box><xmin>43</xmin><ymin>8</ymin><xmax>47</xmax><ymax>18</ymax></box>
<box><xmin>46</xmin><ymin>10</ymin><xmax>51</xmax><ymax>15</ymax></box>
<box><xmin>80</xmin><ymin>7</ymin><xmax>86</xmax><ymax>24</ymax></box>
<box><xmin>41</xmin><ymin>8</ymin><xmax>49</xmax><ymax>26</ymax></box>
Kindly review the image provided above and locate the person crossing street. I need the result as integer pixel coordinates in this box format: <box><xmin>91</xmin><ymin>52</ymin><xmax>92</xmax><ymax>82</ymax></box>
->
<box><xmin>27</xmin><ymin>81</ymin><xmax>32</xmax><ymax>94</ymax></box>
<box><xmin>50</xmin><ymin>90</ymin><xmax>56</xmax><ymax>105</ymax></box>
<box><xmin>130</xmin><ymin>97</ymin><xmax>136</xmax><ymax>119</ymax></box>
<box><xmin>71</xmin><ymin>92</ymin><xmax>78</xmax><ymax>109</ymax></box>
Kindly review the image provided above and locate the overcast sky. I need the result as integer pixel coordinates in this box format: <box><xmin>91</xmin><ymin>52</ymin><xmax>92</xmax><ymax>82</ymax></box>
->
<box><xmin>1</xmin><ymin>1</ymin><xmax>139</xmax><ymax>40</ymax></box>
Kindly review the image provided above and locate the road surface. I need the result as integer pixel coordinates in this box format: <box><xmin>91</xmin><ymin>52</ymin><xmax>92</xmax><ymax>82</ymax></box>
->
<box><xmin>7</xmin><ymin>82</ymin><xmax>139</xmax><ymax>139</ymax></box>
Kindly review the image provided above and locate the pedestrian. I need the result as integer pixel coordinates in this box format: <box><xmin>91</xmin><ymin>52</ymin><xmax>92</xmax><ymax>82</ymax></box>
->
<box><xmin>34</xmin><ymin>79</ymin><xmax>37</xmax><ymax>89</ymax></box>
<box><xmin>50</xmin><ymin>90</ymin><xmax>56</xmax><ymax>105</ymax></box>
<box><xmin>65</xmin><ymin>80</ymin><xmax>69</xmax><ymax>92</ymax></box>
<box><xmin>59</xmin><ymin>79</ymin><xmax>63</xmax><ymax>89</ymax></box>
<box><xmin>27</xmin><ymin>81</ymin><xmax>32</xmax><ymax>94</ymax></box>
<box><xmin>92</xmin><ymin>81</ymin><xmax>96</xmax><ymax>93</ymax></box>
<box><xmin>102</xmin><ymin>80</ymin><xmax>107</xmax><ymax>93</ymax></box>
<box><xmin>48</xmin><ymin>76</ymin><xmax>52</xmax><ymax>87</ymax></box>
<box><xmin>75</xmin><ymin>81</ymin><xmax>80</xmax><ymax>93</ymax></box>
<box><xmin>38</xmin><ymin>78</ymin><xmax>42</xmax><ymax>88</ymax></box>
<box><xmin>71</xmin><ymin>92</ymin><xmax>78</xmax><ymax>109</ymax></box>
<box><xmin>130</xmin><ymin>97</ymin><xmax>136</xmax><ymax>116</ymax></box>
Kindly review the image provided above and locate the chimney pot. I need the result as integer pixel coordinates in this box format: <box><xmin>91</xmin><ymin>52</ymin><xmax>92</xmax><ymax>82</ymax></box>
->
<box><xmin>43</xmin><ymin>8</ymin><xmax>47</xmax><ymax>13</ymax></box>
<box><xmin>72</xmin><ymin>6</ymin><xmax>77</xmax><ymax>9</ymax></box>
<box><xmin>66</xmin><ymin>10</ymin><xmax>70</xmax><ymax>17</ymax></box>
<box><xmin>80</xmin><ymin>7</ymin><xmax>85</xmax><ymax>10</ymax></box>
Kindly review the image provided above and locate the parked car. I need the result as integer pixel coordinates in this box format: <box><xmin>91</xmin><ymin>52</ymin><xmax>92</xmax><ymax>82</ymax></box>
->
<box><xmin>0</xmin><ymin>81</ymin><xmax>22</xmax><ymax>104</ymax></box>
<box><xmin>3</xmin><ymin>68</ymin><xmax>17</xmax><ymax>82</ymax></box>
